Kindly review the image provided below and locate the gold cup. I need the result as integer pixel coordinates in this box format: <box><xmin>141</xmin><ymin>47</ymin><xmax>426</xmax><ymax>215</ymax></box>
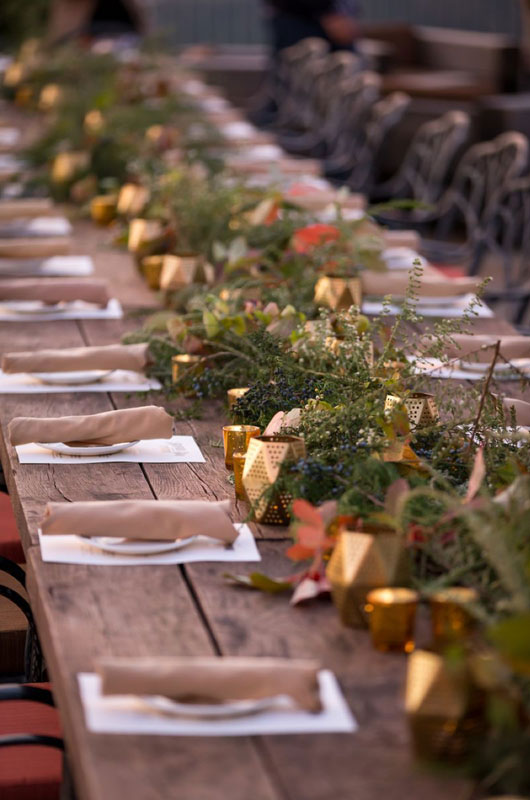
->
<box><xmin>222</xmin><ymin>425</ymin><xmax>260</xmax><ymax>470</ymax></box>
<box><xmin>430</xmin><ymin>587</ymin><xmax>478</xmax><ymax>646</ymax></box>
<box><xmin>227</xmin><ymin>387</ymin><xmax>250</xmax><ymax>410</ymax></box>
<box><xmin>365</xmin><ymin>587</ymin><xmax>419</xmax><ymax>653</ymax></box>
<box><xmin>232</xmin><ymin>451</ymin><xmax>248</xmax><ymax>501</ymax></box>
<box><xmin>90</xmin><ymin>195</ymin><xmax>117</xmax><ymax>226</ymax></box>
<box><xmin>141</xmin><ymin>255</ymin><xmax>164</xmax><ymax>290</ymax></box>
<box><xmin>171</xmin><ymin>354</ymin><xmax>204</xmax><ymax>385</ymax></box>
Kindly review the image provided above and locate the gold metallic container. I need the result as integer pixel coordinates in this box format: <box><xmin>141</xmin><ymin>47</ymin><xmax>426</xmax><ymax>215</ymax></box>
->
<box><xmin>222</xmin><ymin>425</ymin><xmax>260</xmax><ymax>470</ymax></box>
<box><xmin>159</xmin><ymin>254</ymin><xmax>215</xmax><ymax>291</ymax></box>
<box><xmin>117</xmin><ymin>184</ymin><xmax>149</xmax><ymax>217</ymax></box>
<box><xmin>128</xmin><ymin>218</ymin><xmax>164</xmax><ymax>253</ymax></box>
<box><xmin>430</xmin><ymin>587</ymin><xmax>478</xmax><ymax>646</ymax></box>
<box><xmin>51</xmin><ymin>151</ymin><xmax>89</xmax><ymax>184</ymax></box>
<box><xmin>314</xmin><ymin>275</ymin><xmax>362</xmax><ymax>312</ymax></box>
<box><xmin>227</xmin><ymin>387</ymin><xmax>250</xmax><ymax>409</ymax></box>
<box><xmin>365</xmin><ymin>587</ymin><xmax>419</xmax><ymax>653</ymax></box>
<box><xmin>141</xmin><ymin>256</ymin><xmax>164</xmax><ymax>290</ymax></box>
<box><xmin>232</xmin><ymin>452</ymin><xmax>248</xmax><ymax>501</ymax></box>
<box><xmin>385</xmin><ymin>392</ymin><xmax>439</xmax><ymax>429</ymax></box>
<box><xmin>242</xmin><ymin>434</ymin><xmax>306</xmax><ymax>524</ymax></box>
<box><xmin>90</xmin><ymin>195</ymin><xmax>117</xmax><ymax>226</ymax></box>
<box><xmin>171</xmin><ymin>355</ymin><xmax>206</xmax><ymax>396</ymax></box>
<box><xmin>326</xmin><ymin>530</ymin><xmax>410</xmax><ymax>627</ymax></box>
<box><xmin>38</xmin><ymin>83</ymin><xmax>62</xmax><ymax>111</ymax></box>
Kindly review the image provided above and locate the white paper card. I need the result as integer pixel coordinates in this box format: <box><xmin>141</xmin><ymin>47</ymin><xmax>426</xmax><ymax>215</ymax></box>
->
<box><xmin>0</xmin><ymin>369</ymin><xmax>161</xmax><ymax>394</ymax></box>
<box><xmin>16</xmin><ymin>435</ymin><xmax>205</xmax><ymax>464</ymax></box>
<box><xmin>0</xmin><ymin>255</ymin><xmax>94</xmax><ymax>277</ymax></box>
<box><xmin>78</xmin><ymin>669</ymin><xmax>357</xmax><ymax>736</ymax></box>
<box><xmin>0</xmin><ymin>128</ymin><xmax>20</xmax><ymax>147</ymax></box>
<box><xmin>0</xmin><ymin>298</ymin><xmax>123</xmax><ymax>321</ymax></box>
<box><xmin>39</xmin><ymin>522</ymin><xmax>260</xmax><ymax>566</ymax></box>
<box><xmin>362</xmin><ymin>295</ymin><xmax>494</xmax><ymax>319</ymax></box>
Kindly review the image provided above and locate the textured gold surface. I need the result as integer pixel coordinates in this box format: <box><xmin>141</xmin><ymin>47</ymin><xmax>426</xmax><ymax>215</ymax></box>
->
<box><xmin>385</xmin><ymin>392</ymin><xmax>439</xmax><ymax>429</ymax></box>
<box><xmin>242</xmin><ymin>435</ymin><xmax>306</xmax><ymax>524</ymax></box>
<box><xmin>160</xmin><ymin>254</ymin><xmax>215</xmax><ymax>290</ymax></box>
<box><xmin>314</xmin><ymin>276</ymin><xmax>362</xmax><ymax>311</ymax></box>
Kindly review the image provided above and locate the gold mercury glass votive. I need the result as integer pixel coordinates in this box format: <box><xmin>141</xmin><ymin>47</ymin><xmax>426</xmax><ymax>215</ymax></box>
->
<box><xmin>171</xmin><ymin>354</ymin><xmax>204</xmax><ymax>384</ymax></box>
<box><xmin>365</xmin><ymin>587</ymin><xmax>419</xmax><ymax>653</ymax></box>
<box><xmin>227</xmin><ymin>387</ymin><xmax>250</xmax><ymax>409</ymax></box>
<box><xmin>90</xmin><ymin>195</ymin><xmax>117</xmax><ymax>226</ymax></box>
<box><xmin>141</xmin><ymin>255</ymin><xmax>164</xmax><ymax>290</ymax></box>
<box><xmin>232</xmin><ymin>452</ymin><xmax>248</xmax><ymax>501</ymax></box>
<box><xmin>222</xmin><ymin>425</ymin><xmax>260</xmax><ymax>470</ymax></box>
<box><xmin>430</xmin><ymin>587</ymin><xmax>478</xmax><ymax>647</ymax></box>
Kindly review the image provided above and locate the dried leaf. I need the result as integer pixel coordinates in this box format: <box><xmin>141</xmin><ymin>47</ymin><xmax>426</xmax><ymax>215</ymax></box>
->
<box><xmin>465</xmin><ymin>447</ymin><xmax>486</xmax><ymax>502</ymax></box>
<box><xmin>292</xmin><ymin>498</ymin><xmax>323</xmax><ymax>527</ymax></box>
<box><xmin>263</xmin><ymin>411</ymin><xmax>285</xmax><ymax>436</ymax></box>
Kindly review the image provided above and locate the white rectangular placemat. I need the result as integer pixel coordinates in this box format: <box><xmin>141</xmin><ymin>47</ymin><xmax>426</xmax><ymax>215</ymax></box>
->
<box><xmin>4</xmin><ymin>217</ymin><xmax>73</xmax><ymax>237</ymax></box>
<box><xmin>78</xmin><ymin>669</ymin><xmax>357</xmax><ymax>736</ymax></box>
<box><xmin>0</xmin><ymin>369</ymin><xmax>161</xmax><ymax>394</ymax></box>
<box><xmin>16</xmin><ymin>435</ymin><xmax>204</xmax><ymax>464</ymax></box>
<box><xmin>362</xmin><ymin>295</ymin><xmax>494</xmax><ymax>319</ymax></box>
<box><xmin>0</xmin><ymin>298</ymin><xmax>123</xmax><ymax>321</ymax></box>
<box><xmin>39</xmin><ymin>522</ymin><xmax>260</xmax><ymax>566</ymax></box>
<box><xmin>0</xmin><ymin>255</ymin><xmax>94</xmax><ymax>277</ymax></box>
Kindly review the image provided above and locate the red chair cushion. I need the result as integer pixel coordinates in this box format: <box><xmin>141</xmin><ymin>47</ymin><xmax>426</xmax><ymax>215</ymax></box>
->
<box><xmin>432</xmin><ymin>264</ymin><xmax>467</xmax><ymax>278</ymax></box>
<box><xmin>0</xmin><ymin>492</ymin><xmax>24</xmax><ymax>563</ymax></box>
<box><xmin>0</xmin><ymin>683</ymin><xmax>62</xmax><ymax>800</ymax></box>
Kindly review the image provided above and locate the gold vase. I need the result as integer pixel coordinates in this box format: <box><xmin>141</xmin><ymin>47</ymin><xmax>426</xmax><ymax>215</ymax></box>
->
<box><xmin>141</xmin><ymin>256</ymin><xmax>164</xmax><ymax>290</ymax></box>
<box><xmin>51</xmin><ymin>151</ymin><xmax>89</xmax><ymax>184</ymax></box>
<box><xmin>160</xmin><ymin>254</ymin><xmax>215</xmax><ymax>291</ymax></box>
<box><xmin>385</xmin><ymin>392</ymin><xmax>439</xmax><ymax>429</ymax></box>
<box><xmin>128</xmin><ymin>218</ymin><xmax>164</xmax><ymax>253</ymax></box>
<box><xmin>90</xmin><ymin>195</ymin><xmax>117</xmax><ymax>226</ymax></box>
<box><xmin>314</xmin><ymin>275</ymin><xmax>362</xmax><ymax>311</ymax></box>
<box><xmin>326</xmin><ymin>530</ymin><xmax>410</xmax><ymax>627</ymax></box>
<box><xmin>222</xmin><ymin>425</ymin><xmax>260</xmax><ymax>470</ymax></box>
<box><xmin>365</xmin><ymin>587</ymin><xmax>419</xmax><ymax>653</ymax></box>
<box><xmin>242</xmin><ymin>435</ymin><xmax>306</xmax><ymax>525</ymax></box>
<box><xmin>117</xmin><ymin>184</ymin><xmax>149</xmax><ymax>217</ymax></box>
<box><xmin>429</xmin><ymin>588</ymin><xmax>478</xmax><ymax>647</ymax></box>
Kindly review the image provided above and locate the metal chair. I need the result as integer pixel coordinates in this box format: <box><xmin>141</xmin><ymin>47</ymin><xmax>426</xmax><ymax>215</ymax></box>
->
<box><xmin>0</xmin><ymin>555</ymin><xmax>46</xmax><ymax>682</ymax></box>
<box><xmin>372</xmin><ymin>110</ymin><xmax>471</xmax><ymax>207</ymax></box>
<box><xmin>419</xmin><ymin>131</ymin><xmax>529</xmax><ymax>273</ymax></box>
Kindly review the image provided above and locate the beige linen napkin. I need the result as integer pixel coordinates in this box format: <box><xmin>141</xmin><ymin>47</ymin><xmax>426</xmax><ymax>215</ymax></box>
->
<box><xmin>0</xmin><ymin>278</ymin><xmax>109</xmax><ymax>306</ymax></box>
<box><xmin>97</xmin><ymin>656</ymin><xmax>322</xmax><ymax>712</ymax></box>
<box><xmin>503</xmin><ymin>397</ymin><xmax>530</xmax><ymax>426</ymax></box>
<box><xmin>2</xmin><ymin>343</ymin><xmax>150</xmax><ymax>374</ymax></box>
<box><xmin>41</xmin><ymin>498</ymin><xmax>237</xmax><ymax>543</ymax></box>
<box><xmin>361</xmin><ymin>271</ymin><xmax>479</xmax><ymax>298</ymax></box>
<box><xmin>0</xmin><ymin>199</ymin><xmax>55</xmax><ymax>220</ymax></box>
<box><xmin>443</xmin><ymin>334</ymin><xmax>530</xmax><ymax>363</ymax></box>
<box><xmin>8</xmin><ymin>405</ymin><xmax>173</xmax><ymax>446</ymax></box>
<box><xmin>0</xmin><ymin>238</ymin><xmax>71</xmax><ymax>258</ymax></box>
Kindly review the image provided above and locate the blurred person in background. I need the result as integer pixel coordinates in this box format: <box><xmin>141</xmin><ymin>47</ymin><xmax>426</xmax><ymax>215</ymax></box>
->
<box><xmin>47</xmin><ymin>0</ymin><xmax>143</xmax><ymax>45</ymax></box>
<box><xmin>266</xmin><ymin>0</ymin><xmax>359</xmax><ymax>53</ymax></box>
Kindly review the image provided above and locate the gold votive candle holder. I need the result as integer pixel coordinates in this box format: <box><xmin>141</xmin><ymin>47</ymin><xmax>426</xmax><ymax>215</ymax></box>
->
<box><xmin>141</xmin><ymin>255</ymin><xmax>164</xmax><ymax>290</ymax></box>
<box><xmin>232</xmin><ymin>451</ymin><xmax>248</xmax><ymax>501</ymax></box>
<box><xmin>171</xmin><ymin>354</ymin><xmax>204</xmax><ymax>385</ymax></box>
<box><xmin>222</xmin><ymin>425</ymin><xmax>260</xmax><ymax>470</ymax></box>
<box><xmin>90</xmin><ymin>195</ymin><xmax>117</xmax><ymax>226</ymax></box>
<box><xmin>227</xmin><ymin>387</ymin><xmax>250</xmax><ymax>410</ymax></box>
<box><xmin>430</xmin><ymin>587</ymin><xmax>478</xmax><ymax>646</ymax></box>
<box><xmin>365</xmin><ymin>587</ymin><xmax>419</xmax><ymax>653</ymax></box>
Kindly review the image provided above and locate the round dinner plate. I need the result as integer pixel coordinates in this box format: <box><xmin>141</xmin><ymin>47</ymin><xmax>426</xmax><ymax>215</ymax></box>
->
<box><xmin>136</xmin><ymin>694</ymin><xmax>291</xmax><ymax>719</ymax></box>
<box><xmin>83</xmin><ymin>536</ymin><xmax>195</xmax><ymax>555</ymax></box>
<box><xmin>36</xmin><ymin>440</ymin><xmax>139</xmax><ymax>456</ymax></box>
<box><xmin>460</xmin><ymin>358</ymin><xmax>530</xmax><ymax>374</ymax></box>
<box><xmin>3</xmin><ymin>300</ymin><xmax>64</xmax><ymax>314</ymax></box>
<box><xmin>32</xmin><ymin>370</ymin><xmax>114</xmax><ymax>385</ymax></box>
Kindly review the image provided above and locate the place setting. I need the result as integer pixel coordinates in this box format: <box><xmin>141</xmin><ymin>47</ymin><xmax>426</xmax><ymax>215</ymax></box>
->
<box><xmin>0</xmin><ymin>254</ymin><xmax>94</xmax><ymax>278</ymax></box>
<box><xmin>0</xmin><ymin>215</ymin><xmax>72</xmax><ymax>239</ymax></box>
<box><xmin>78</xmin><ymin>656</ymin><xmax>356</xmax><ymax>736</ymax></box>
<box><xmin>0</xmin><ymin>277</ymin><xmax>122</xmax><ymax>320</ymax></box>
<box><xmin>38</xmin><ymin>498</ymin><xmax>260</xmax><ymax>566</ymax></box>
<box><xmin>0</xmin><ymin>342</ymin><xmax>161</xmax><ymax>393</ymax></box>
<box><xmin>410</xmin><ymin>333</ymin><xmax>530</xmax><ymax>380</ymax></box>
<box><xmin>8</xmin><ymin>405</ymin><xmax>205</xmax><ymax>464</ymax></box>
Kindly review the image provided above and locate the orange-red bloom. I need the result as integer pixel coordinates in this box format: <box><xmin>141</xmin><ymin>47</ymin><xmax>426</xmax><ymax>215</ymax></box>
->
<box><xmin>292</xmin><ymin>223</ymin><xmax>340</xmax><ymax>254</ymax></box>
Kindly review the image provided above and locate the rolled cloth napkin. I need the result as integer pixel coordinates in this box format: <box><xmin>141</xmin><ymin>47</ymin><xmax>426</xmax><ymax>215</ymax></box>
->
<box><xmin>0</xmin><ymin>278</ymin><xmax>109</xmax><ymax>306</ymax></box>
<box><xmin>2</xmin><ymin>343</ymin><xmax>150</xmax><ymax>374</ymax></box>
<box><xmin>361</xmin><ymin>271</ymin><xmax>479</xmax><ymax>298</ymax></box>
<box><xmin>442</xmin><ymin>334</ymin><xmax>530</xmax><ymax>363</ymax></box>
<box><xmin>503</xmin><ymin>397</ymin><xmax>530</xmax><ymax>426</ymax></box>
<box><xmin>0</xmin><ymin>238</ymin><xmax>71</xmax><ymax>259</ymax></box>
<box><xmin>41</xmin><ymin>499</ymin><xmax>237</xmax><ymax>543</ymax></box>
<box><xmin>8</xmin><ymin>405</ymin><xmax>173</xmax><ymax>446</ymax></box>
<box><xmin>97</xmin><ymin>656</ymin><xmax>322</xmax><ymax>712</ymax></box>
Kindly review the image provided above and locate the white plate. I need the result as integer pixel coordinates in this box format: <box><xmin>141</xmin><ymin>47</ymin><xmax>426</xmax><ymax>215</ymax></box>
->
<box><xmin>36</xmin><ymin>440</ymin><xmax>139</xmax><ymax>456</ymax></box>
<box><xmin>136</xmin><ymin>694</ymin><xmax>292</xmax><ymax>719</ymax></box>
<box><xmin>460</xmin><ymin>358</ymin><xmax>530</xmax><ymax>374</ymax></box>
<box><xmin>83</xmin><ymin>536</ymin><xmax>194</xmax><ymax>555</ymax></box>
<box><xmin>33</xmin><ymin>370</ymin><xmax>114</xmax><ymax>385</ymax></box>
<box><xmin>415</xmin><ymin>296</ymin><xmax>465</xmax><ymax>307</ymax></box>
<box><xmin>2</xmin><ymin>300</ymin><xmax>64</xmax><ymax>314</ymax></box>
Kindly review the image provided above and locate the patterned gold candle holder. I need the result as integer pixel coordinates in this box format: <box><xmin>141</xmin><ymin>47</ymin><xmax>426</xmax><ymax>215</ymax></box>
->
<box><xmin>385</xmin><ymin>392</ymin><xmax>439</xmax><ymax>429</ymax></box>
<box><xmin>84</xmin><ymin>109</ymin><xmax>105</xmax><ymax>134</ymax></box>
<box><xmin>14</xmin><ymin>85</ymin><xmax>33</xmax><ymax>107</ymax></box>
<box><xmin>227</xmin><ymin>387</ymin><xmax>250</xmax><ymax>410</ymax></box>
<box><xmin>90</xmin><ymin>195</ymin><xmax>117</xmax><ymax>226</ymax></box>
<box><xmin>141</xmin><ymin>256</ymin><xmax>164</xmax><ymax>290</ymax></box>
<box><xmin>160</xmin><ymin>254</ymin><xmax>215</xmax><ymax>291</ymax></box>
<box><xmin>232</xmin><ymin>452</ymin><xmax>248</xmax><ymax>501</ymax></box>
<box><xmin>128</xmin><ymin>218</ymin><xmax>164</xmax><ymax>253</ymax></box>
<box><xmin>38</xmin><ymin>83</ymin><xmax>62</xmax><ymax>111</ymax></box>
<box><xmin>242</xmin><ymin>435</ymin><xmax>307</xmax><ymax>524</ymax></box>
<box><xmin>430</xmin><ymin>587</ymin><xmax>478</xmax><ymax>646</ymax></box>
<box><xmin>326</xmin><ymin>530</ymin><xmax>410</xmax><ymax>627</ymax></box>
<box><xmin>405</xmin><ymin>649</ymin><xmax>483</xmax><ymax>762</ymax></box>
<box><xmin>314</xmin><ymin>275</ymin><xmax>362</xmax><ymax>312</ymax></box>
<box><xmin>117</xmin><ymin>184</ymin><xmax>149</xmax><ymax>217</ymax></box>
<box><xmin>365</xmin><ymin>587</ymin><xmax>419</xmax><ymax>653</ymax></box>
<box><xmin>51</xmin><ymin>151</ymin><xmax>89</xmax><ymax>184</ymax></box>
<box><xmin>222</xmin><ymin>425</ymin><xmax>260</xmax><ymax>470</ymax></box>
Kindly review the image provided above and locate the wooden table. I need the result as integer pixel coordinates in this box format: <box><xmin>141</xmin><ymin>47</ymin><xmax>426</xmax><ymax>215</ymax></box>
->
<box><xmin>0</xmin><ymin>218</ymin><xmax>518</xmax><ymax>800</ymax></box>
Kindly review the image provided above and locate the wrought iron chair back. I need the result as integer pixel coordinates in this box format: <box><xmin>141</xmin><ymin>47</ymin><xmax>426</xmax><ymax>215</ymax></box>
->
<box><xmin>0</xmin><ymin>556</ymin><xmax>46</xmax><ymax>682</ymax></box>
